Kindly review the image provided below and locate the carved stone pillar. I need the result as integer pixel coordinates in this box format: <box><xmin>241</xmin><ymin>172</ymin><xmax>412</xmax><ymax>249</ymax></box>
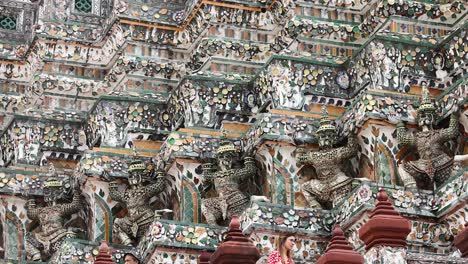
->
<box><xmin>316</xmin><ymin>225</ymin><xmax>363</xmax><ymax>264</ymax></box>
<box><xmin>454</xmin><ymin>223</ymin><xmax>468</xmax><ymax>258</ymax></box>
<box><xmin>210</xmin><ymin>215</ymin><xmax>260</xmax><ymax>264</ymax></box>
<box><xmin>94</xmin><ymin>241</ymin><xmax>115</xmax><ymax>264</ymax></box>
<box><xmin>358</xmin><ymin>188</ymin><xmax>411</xmax><ymax>264</ymax></box>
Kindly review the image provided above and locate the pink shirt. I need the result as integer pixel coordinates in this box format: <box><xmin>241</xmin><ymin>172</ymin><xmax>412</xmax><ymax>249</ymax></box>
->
<box><xmin>268</xmin><ymin>251</ymin><xmax>293</xmax><ymax>264</ymax></box>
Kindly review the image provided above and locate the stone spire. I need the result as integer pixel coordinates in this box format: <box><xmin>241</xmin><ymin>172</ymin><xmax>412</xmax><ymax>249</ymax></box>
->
<box><xmin>358</xmin><ymin>188</ymin><xmax>411</xmax><ymax>250</ymax></box>
<box><xmin>210</xmin><ymin>215</ymin><xmax>260</xmax><ymax>264</ymax></box>
<box><xmin>199</xmin><ymin>251</ymin><xmax>212</xmax><ymax>264</ymax></box>
<box><xmin>94</xmin><ymin>241</ymin><xmax>115</xmax><ymax>264</ymax></box>
<box><xmin>316</xmin><ymin>225</ymin><xmax>363</xmax><ymax>264</ymax></box>
<box><xmin>454</xmin><ymin>223</ymin><xmax>468</xmax><ymax>258</ymax></box>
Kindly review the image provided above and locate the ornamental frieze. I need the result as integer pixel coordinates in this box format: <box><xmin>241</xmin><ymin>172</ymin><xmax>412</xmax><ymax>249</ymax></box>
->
<box><xmin>0</xmin><ymin>117</ymin><xmax>85</xmax><ymax>167</ymax></box>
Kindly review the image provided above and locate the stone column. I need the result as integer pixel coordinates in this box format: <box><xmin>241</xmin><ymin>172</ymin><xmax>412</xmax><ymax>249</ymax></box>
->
<box><xmin>94</xmin><ymin>241</ymin><xmax>116</xmax><ymax>264</ymax></box>
<box><xmin>316</xmin><ymin>225</ymin><xmax>364</xmax><ymax>264</ymax></box>
<box><xmin>358</xmin><ymin>188</ymin><xmax>411</xmax><ymax>264</ymax></box>
<box><xmin>210</xmin><ymin>215</ymin><xmax>260</xmax><ymax>264</ymax></box>
<box><xmin>454</xmin><ymin>223</ymin><xmax>468</xmax><ymax>258</ymax></box>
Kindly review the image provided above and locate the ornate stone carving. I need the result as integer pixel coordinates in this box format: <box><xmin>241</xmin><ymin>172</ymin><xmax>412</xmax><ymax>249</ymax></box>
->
<box><xmin>109</xmin><ymin>159</ymin><xmax>167</xmax><ymax>246</ymax></box>
<box><xmin>25</xmin><ymin>165</ymin><xmax>82</xmax><ymax>261</ymax></box>
<box><xmin>397</xmin><ymin>85</ymin><xmax>459</xmax><ymax>190</ymax></box>
<box><xmin>297</xmin><ymin>106</ymin><xmax>358</xmax><ymax>209</ymax></box>
<box><xmin>201</xmin><ymin>134</ymin><xmax>257</xmax><ymax>226</ymax></box>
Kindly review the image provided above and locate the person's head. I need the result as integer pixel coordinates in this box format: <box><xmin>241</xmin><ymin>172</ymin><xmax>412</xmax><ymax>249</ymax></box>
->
<box><xmin>276</xmin><ymin>233</ymin><xmax>296</xmax><ymax>259</ymax></box>
<box><xmin>124</xmin><ymin>253</ymin><xmax>140</xmax><ymax>264</ymax></box>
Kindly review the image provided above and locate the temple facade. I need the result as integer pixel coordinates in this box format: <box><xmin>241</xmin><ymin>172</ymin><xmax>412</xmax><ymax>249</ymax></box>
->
<box><xmin>0</xmin><ymin>0</ymin><xmax>467</xmax><ymax>263</ymax></box>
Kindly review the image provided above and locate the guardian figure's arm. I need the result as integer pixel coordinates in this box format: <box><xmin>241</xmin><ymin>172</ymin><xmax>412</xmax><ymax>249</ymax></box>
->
<box><xmin>26</xmin><ymin>199</ymin><xmax>39</xmax><ymax>220</ymax></box>
<box><xmin>397</xmin><ymin>122</ymin><xmax>415</xmax><ymax>146</ymax></box>
<box><xmin>438</xmin><ymin>114</ymin><xmax>459</xmax><ymax>142</ymax></box>
<box><xmin>146</xmin><ymin>172</ymin><xmax>167</xmax><ymax>196</ymax></box>
<box><xmin>109</xmin><ymin>182</ymin><xmax>125</xmax><ymax>203</ymax></box>
<box><xmin>60</xmin><ymin>191</ymin><xmax>81</xmax><ymax>216</ymax></box>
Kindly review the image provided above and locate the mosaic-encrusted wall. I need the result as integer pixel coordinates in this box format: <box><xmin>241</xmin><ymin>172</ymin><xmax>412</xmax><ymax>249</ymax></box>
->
<box><xmin>0</xmin><ymin>0</ymin><xmax>467</xmax><ymax>263</ymax></box>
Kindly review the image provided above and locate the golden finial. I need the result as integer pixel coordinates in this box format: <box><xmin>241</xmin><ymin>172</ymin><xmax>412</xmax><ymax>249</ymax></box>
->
<box><xmin>418</xmin><ymin>84</ymin><xmax>436</xmax><ymax>114</ymax></box>
<box><xmin>316</xmin><ymin>105</ymin><xmax>336</xmax><ymax>134</ymax></box>
<box><xmin>421</xmin><ymin>84</ymin><xmax>429</xmax><ymax>100</ymax></box>
<box><xmin>321</xmin><ymin>105</ymin><xmax>328</xmax><ymax>116</ymax></box>
<box><xmin>216</xmin><ymin>129</ymin><xmax>237</xmax><ymax>155</ymax></box>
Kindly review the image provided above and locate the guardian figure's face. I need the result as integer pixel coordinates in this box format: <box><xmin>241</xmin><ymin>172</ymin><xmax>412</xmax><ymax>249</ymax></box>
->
<box><xmin>128</xmin><ymin>171</ymin><xmax>143</xmax><ymax>186</ymax></box>
<box><xmin>418</xmin><ymin>112</ymin><xmax>435</xmax><ymax>129</ymax></box>
<box><xmin>217</xmin><ymin>152</ymin><xmax>234</xmax><ymax>171</ymax></box>
<box><xmin>318</xmin><ymin>131</ymin><xmax>337</xmax><ymax>149</ymax></box>
<box><xmin>43</xmin><ymin>187</ymin><xmax>61</xmax><ymax>205</ymax></box>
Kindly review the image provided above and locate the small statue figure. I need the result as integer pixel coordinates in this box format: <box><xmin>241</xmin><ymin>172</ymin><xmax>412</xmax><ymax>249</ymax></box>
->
<box><xmin>201</xmin><ymin>134</ymin><xmax>256</xmax><ymax>225</ymax></box>
<box><xmin>109</xmin><ymin>159</ymin><xmax>166</xmax><ymax>246</ymax></box>
<box><xmin>296</xmin><ymin>106</ymin><xmax>358</xmax><ymax>209</ymax></box>
<box><xmin>25</xmin><ymin>169</ymin><xmax>81</xmax><ymax>261</ymax></box>
<box><xmin>397</xmin><ymin>85</ymin><xmax>459</xmax><ymax>189</ymax></box>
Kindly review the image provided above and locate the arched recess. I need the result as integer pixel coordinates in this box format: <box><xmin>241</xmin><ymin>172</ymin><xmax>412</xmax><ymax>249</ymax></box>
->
<box><xmin>357</xmin><ymin>153</ymin><xmax>374</xmax><ymax>181</ymax></box>
<box><xmin>295</xmin><ymin>164</ymin><xmax>317</xmax><ymax>208</ymax></box>
<box><xmin>395</xmin><ymin>145</ymin><xmax>418</xmax><ymax>185</ymax></box>
<box><xmin>182</xmin><ymin>176</ymin><xmax>201</xmax><ymax>223</ymax></box>
<box><xmin>5</xmin><ymin>210</ymin><xmax>25</xmax><ymax>260</ymax></box>
<box><xmin>255</xmin><ymin>146</ymin><xmax>274</xmax><ymax>202</ymax></box>
<box><xmin>375</xmin><ymin>141</ymin><xmax>399</xmax><ymax>185</ymax></box>
<box><xmin>63</xmin><ymin>192</ymin><xmax>93</xmax><ymax>242</ymax></box>
<box><xmin>94</xmin><ymin>194</ymin><xmax>113</xmax><ymax>242</ymax></box>
<box><xmin>273</xmin><ymin>159</ymin><xmax>293</xmax><ymax>206</ymax></box>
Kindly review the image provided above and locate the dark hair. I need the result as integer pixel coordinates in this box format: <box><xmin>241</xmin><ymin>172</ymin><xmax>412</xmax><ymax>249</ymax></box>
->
<box><xmin>124</xmin><ymin>253</ymin><xmax>140</xmax><ymax>263</ymax></box>
<box><xmin>276</xmin><ymin>233</ymin><xmax>296</xmax><ymax>259</ymax></box>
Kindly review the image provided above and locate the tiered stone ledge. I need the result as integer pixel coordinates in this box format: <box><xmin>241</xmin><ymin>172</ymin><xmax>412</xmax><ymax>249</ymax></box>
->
<box><xmin>139</xmin><ymin>219</ymin><xmax>226</xmax><ymax>262</ymax></box>
<box><xmin>0</xmin><ymin>82</ymin><xmax>463</xmax><ymax>171</ymax></box>
<box><xmin>0</xmin><ymin>114</ymin><xmax>85</xmax><ymax>166</ymax></box>
<box><xmin>55</xmin><ymin>238</ymin><xmax>134</xmax><ymax>263</ymax></box>
<box><xmin>0</xmin><ymin>261</ymin><xmax>48</xmax><ymax>264</ymax></box>
<box><xmin>331</xmin><ymin>182</ymin><xmax>436</xmax><ymax>227</ymax></box>
<box><xmin>341</xmin><ymin>174</ymin><xmax>467</xmax><ymax>255</ymax></box>
<box><xmin>240</xmin><ymin>202</ymin><xmax>330</xmax><ymax>262</ymax></box>
<box><xmin>434</xmin><ymin>168</ymin><xmax>468</xmax><ymax>216</ymax></box>
<box><xmin>407</xmin><ymin>252</ymin><xmax>468</xmax><ymax>264</ymax></box>
<box><xmin>0</xmin><ymin>167</ymin><xmax>75</xmax><ymax>196</ymax></box>
<box><xmin>332</xmin><ymin>171</ymin><xmax>468</xmax><ymax>228</ymax></box>
<box><xmin>80</xmin><ymin>150</ymin><xmax>155</xmax><ymax>179</ymax></box>
<box><xmin>9</xmin><ymin>172</ymin><xmax>462</xmax><ymax>263</ymax></box>
<box><xmin>241</xmin><ymin>201</ymin><xmax>329</xmax><ymax>235</ymax></box>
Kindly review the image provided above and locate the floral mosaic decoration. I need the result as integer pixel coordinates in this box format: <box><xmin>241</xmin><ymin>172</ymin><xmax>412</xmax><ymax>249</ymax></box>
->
<box><xmin>241</xmin><ymin>202</ymin><xmax>326</xmax><ymax>233</ymax></box>
<box><xmin>255</xmin><ymin>58</ymin><xmax>352</xmax><ymax>110</ymax></box>
<box><xmin>86</xmin><ymin>98</ymin><xmax>171</xmax><ymax>147</ymax></box>
<box><xmin>168</xmin><ymin>78</ymin><xmax>256</xmax><ymax>128</ymax></box>
<box><xmin>0</xmin><ymin>118</ymin><xmax>84</xmax><ymax>166</ymax></box>
<box><xmin>140</xmin><ymin>219</ymin><xmax>225</xmax><ymax>260</ymax></box>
